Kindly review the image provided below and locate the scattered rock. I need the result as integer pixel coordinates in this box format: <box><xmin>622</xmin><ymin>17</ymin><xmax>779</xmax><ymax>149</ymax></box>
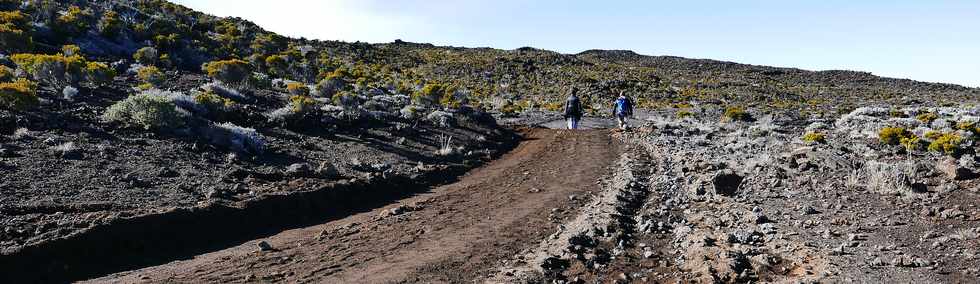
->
<box><xmin>937</xmin><ymin>157</ymin><xmax>977</xmax><ymax>180</ymax></box>
<box><xmin>257</xmin><ymin>241</ymin><xmax>274</xmax><ymax>252</ymax></box>
<box><xmin>712</xmin><ymin>170</ymin><xmax>743</xmax><ymax>196</ymax></box>
<box><xmin>285</xmin><ymin>163</ymin><xmax>312</xmax><ymax>177</ymax></box>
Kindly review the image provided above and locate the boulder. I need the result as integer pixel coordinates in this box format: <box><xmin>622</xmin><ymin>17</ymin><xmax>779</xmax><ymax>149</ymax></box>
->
<box><xmin>937</xmin><ymin>157</ymin><xmax>977</xmax><ymax>180</ymax></box>
<box><xmin>285</xmin><ymin>163</ymin><xmax>313</xmax><ymax>177</ymax></box>
<box><xmin>712</xmin><ymin>170</ymin><xmax>743</xmax><ymax>196</ymax></box>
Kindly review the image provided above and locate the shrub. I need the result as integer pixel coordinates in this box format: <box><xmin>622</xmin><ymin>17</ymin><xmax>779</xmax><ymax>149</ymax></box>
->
<box><xmin>10</xmin><ymin>52</ymin><xmax>85</xmax><ymax>87</ymax></box>
<box><xmin>0</xmin><ymin>11</ymin><xmax>33</xmax><ymax>52</ymax></box>
<box><xmin>314</xmin><ymin>76</ymin><xmax>345</xmax><ymax>97</ymax></box>
<box><xmin>900</xmin><ymin>135</ymin><xmax>922</xmax><ymax>151</ymax></box>
<box><xmin>153</xmin><ymin>33</ymin><xmax>178</xmax><ymax>50</ymax></box>
<box><xmin>878</xmin><ymin>127</ymin><xmax>913</xmax><ymax>145</ymax></box>
<box><xmin>0</xmin><ymin>78</ymin><xmax>37</xmax><ymax>110</ymax></box>
<box><xmin>285</xmin><ymin>82</ymin><xmax>309</xmax><ymax>96</ymax></box>
<box><xmin>205</xmin><ymin>122</ymin><xmax>265</xmax><ymax>154</ymax></box>
<box><xmin>103</xmin><ymin>92</ymin><xmax>185</xmax><ymax>130</ymax></box>
<box><xmin>331</xmin><ymin>90</ymin><xmax>359</xmax><ymax>109</ymax></box>
<box><xmin>722</xmin><ymin>106</ymin><xmax>752</xmax><ymax>122</ymax></box>
<box><xmin>55</xmin><ymin>5</ymin><xmax>92</xmax><ymax>37</ymax></box>
<box><xmin>137</xmin><ymin>66</ymin><xmax>165</xmax><ymax>87</ymax></box>
<box><xmin>133</xmin><ymin>47</ymin><xmax>159</xmax><ymax>66</ymax></box>
<box><xmin>289</xmin><ymin>95</ymin><xmax>316</xmax><ymax>113</ymax></box>
<box><xmin>925</xmin><ymin>130</ymin><xmax>943</xmax><ymax>140</ymax></box>
<box><xmin>264</xmin><ymin>54</ymin><xmax>288</xmax><ymax>76</ymax></box>
<box><xmin>97</xmin><ymin>10</ymin><xmax>123</xmax><ymax>38</ymax></box>
<box><xmin>888</xmin><ymin>108</ymin><xmax>907</xmax><ymax>118</ymax></box>
<box><xmin>802</xmin><ymin>132</ymin><xmax>826</xmax><ymax>144</ymax></box>
<box><xmin>61</xmin><ymin>44</ymin><xmax>81</xmax><ymax>56</ymax></box>
<box><xmin>928</xmin><ymin>133</ymin><xmax>963</xmax><ymax>155</ymax></box>
<box><xmin>412</xmin><ymin>83</ymin><xmax>446</xmax><ymax>106</ymax></box>
<box><xmin>202</xmin><ymin>59</ymin><xmax>250</xmax><ymax>83</ymax></box>
<box><xmin>0</xmin><ymin>65</ymin><xmax>12</xmax><ymax>82</ymax></box>
<box><xmin>194</xmin><ymin>89</ymin><xmax>234</xmax><ymax>112</ymax></box>
<box><xmin>85</xmin><ymin>61</ymin><xmax>115</xmax><ymax>86</ymax></box>
<box><xmin>916</xmin><ymin>112</ymin><xmax>938</xmax><ymax>124</ymax></box>
<box><xmin>956</xmin><ymin>121</ymin><xmax>980</xmax><ymax>135</ymax></box>
<box><xmin>676</xmin><ymin>109</ymin><xmax>693</xmax><ymax>119</ymax></box>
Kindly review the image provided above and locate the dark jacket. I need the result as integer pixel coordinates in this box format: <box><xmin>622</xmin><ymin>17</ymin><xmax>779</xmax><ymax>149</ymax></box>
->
<box><xmin>564</xmin><ymin>95</ymin><xmax>583</xmax><ymax>119</ymax></box>
<box><xmin>613</xmin><ymin>96</ymin><xmax>634</xmax><ymax>117</ymax></box>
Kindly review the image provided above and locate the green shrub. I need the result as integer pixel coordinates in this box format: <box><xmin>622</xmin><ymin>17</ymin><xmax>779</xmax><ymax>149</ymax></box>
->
<box><xmin>194</xmin><ymin>89</ymin><xmax>234</xmax><ymax>112</ymax></box>
<box><xmin>0</xmin><ymin>65</ymin><xmax>12</xmax><ymax>82</ymax></box>
<box><xmin>202</xmin><ymin>59</ymin><xmax>250</xmax><ymax>83</ymax></box>
<box><xmin>878</xmin><ymin>127</ymin><xmax>913</xmax><ymax>145</ymax></box>
<box><xmin>133</xmin><ymin>47</ymin><xmax>159</xmax><ymax>65</ymax></box>
<box><xmin>676</xmin><ymin>109</ymin><xmax>693</xmax><ymax>119</ymax></box>
<box><xmin>0</xmin><ymin>78</ymin><xmax>37</xmax><ymax>110</ymax></box>
<box><xmin>85</xmin><ymin>61</ymin><xmax>115</xmax><ymax>86</ymax></box>
<box><xmin>956</xmin><ymin>121</ymin><xmax>980</xmax><ymax>135</ymax></box>
<box><xmin>802</xmin><ymin>132</ymin><xmax>826</xmax><ymax>144</ymax></box>
<box><xmin>285</xmin><ymin>82</ymin><xmax>309</xmax><ymax>96</ymax></box>
<box><xmin>97</xmin><ymin>10</ymin><xmax>123</xmax><ymax>38</ymax></box>
<box><xmin>153</xmin><ymin>33</ymin><xmax>179</xmax><ymax>50</ymax></box>
<box><xmin>289</xmin><ymin>95</ymin><xmax>316</xmax><ymax>113</ymax></box>
<box><xmin>137</xmin><ymin>66</ymin><xmax>165</xmax><ymax>87</ymax></box>
<box><xmin>264</xmin><ymin>54</ymin><xmax>288</xmax><ymax>76</ymax></box>
<box><xmin>10</xmin><ymin>52</ymin><xmax>86</xmax><ymax>87</ymax></box>
<box><xmin>900</xmin><ymin>135</ymin><xmax>922</xmax><ymax>151</ymax></box>
<box><xmin>888</xmin><ymin>108</ymin><xmax>906</xmax><ymax>118</ymax></box>
<box><xmin>916</xmin><ymin>112</ymin><xmax>938</xmax><ymax>124</ymax></box>
<box><xmin>928</xmin><ymin>133</ymin><xmax>963</xmax><ymax>155</ymax></box>
<box><xmin>413</xmin><ymin>83</ymin><xmax>446</xmax><ymax>106</ymax></box>
<box><xmin>55</xmin><ymin>5</ymin><xmax>92</xmax><ymax>37</ymax></box>
<box><xmin>314</xmin><ymin>75</ymin><xmax>346</xmax><ymax>97</ymax></box>
<box><xmin>0</xmin><ymin>11</ymin><xmax>33</xmax><ymax>52</ymax></box>
<box><xmin>722</xmin><ymin>106</ymin><xmax>752</xmax><ymax>122</ymax></box>
<box><xmin>925</xmin><ymin>130</ymin><xmax>943</xmax><ymax>140</ymax></box>
<box><xmin>103</xmin><ymin>93</ymin><xmax>185</xmax><ymax>130</ymax></box>
<box><xmin>61</xmin><ymin>45</ymin><xmax>81</xmax><ymax>56</ymax></box>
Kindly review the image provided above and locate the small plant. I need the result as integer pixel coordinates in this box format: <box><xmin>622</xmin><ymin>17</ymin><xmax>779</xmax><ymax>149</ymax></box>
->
<box><xmin>802</xmin><ymin>132</ymin><xmax>827</xmax><ymax>144</ymax></box>
<box><xmin>925</xmin><ymin>130</ymin><xmax>943</xmax><ymax>140</ymax></box>
<box><xmin>289</xmin><ymin>95</ymin><xmax>317</xmax><ymax>113</ymax></box>
<box><xmin>956</xmin><ymin>121</ymin><xmax>980</xmax><ymax>135</ymax></box>
<box><xmin>412</xmin><ymin>83</ymin><xmax>446</xmax><ymax>106</ymax></box>
<box><xmin>0</xmin><ymin>65</ymin><xmax>13</xmax><ymax>82</ymax></box>
<box><xmin>137</xmin><ymin>66</ymin><xmax>165</xmax><ymax>88</ymax></box>
<box><xmin>85</xmin><ymin>61</ymin><xmax>115</xmax><ymax>86</ymax></box>
<box><xmin>928</xmin><ymin>133</ymin><xmax>963</xmax><ymax>156</ymax></box>
<box><xmin>54</xmin><ymin>5</ymin><xmax>92</xmax><ymax>37</ymax></box>
<box><xmin>194</xmin><ymin>89</ymin><xmax>234</xmax><ymax>112</ymax></box>
<box><xmin>888</xmin><ymin>108</ymin><xmax>907</xmax><ymax>118</ymax></box>
<box><xmin>436</xmin><ymin>134</ymin><xmax>456</xmax><ymax>156</ymax></box>
<box><xmin>202</xmin><ymin>59</ymin><xmax>251</xmax><ymax>84</ymax></box>
<box><xmin>676</xmin><ymin>109</ymin><xmax>693</xmax><ymax>119</ymax></box>
<box><xmin>0</xmin><ymin>11</ymin><xmax>33</xmax><ymax>52</ymax></box>
<box><xmin>916</xmin><ymin>112</ymin><xmax>938</xmax><ymax>124</ymax></box>
<box><xmin>286</xmin><ymin>82</ymin><xmax>309</xmax><ymax>96</ymax></box>
<box><xmin>10</xmin><ymin>52</ymin><xmax>85</xmax><ymax>87</ymax></box>
<box><xmin>133</xmin><ymin>47</ymin><xmax>159</xmax><ymax>65</ymax></box>
<box><xmin>97</xmin><ymin>10</ymin><xmax>123</xmax><ymax>38</ymax></box>
<box><xmin>878</xmin><ymin>127</ymin><xmax>913</xmax><ymax>145</ymax></box>
<box><xmin>900</xmin><ymin>135</ymin><xmax>922</xmax><ymax>151</ymax></box>
<box><xmin>0</xmin><ymin>78</ymin><xmax>38</xmax><ymax>110</ymax></box>
<box><xmin>722</xmin><ymin>106</ymin><xmax>752</xmax><ymax>122</ymax></box>
<box><xmin>103</xmin><ymin>92</ymin><xmax>185</xmax><ymax>130</ymax></box>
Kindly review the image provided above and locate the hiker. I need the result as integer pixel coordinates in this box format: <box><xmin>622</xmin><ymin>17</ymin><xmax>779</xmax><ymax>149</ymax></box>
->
<box><xmin>612</xmin><ymin>91</ymin><xmax>634</xmax><ymax>130</ymax></box>
<box><xmin>563</xmin><ymin>87</ymin><xmax>583</xmax><ymax>129</ymax></box>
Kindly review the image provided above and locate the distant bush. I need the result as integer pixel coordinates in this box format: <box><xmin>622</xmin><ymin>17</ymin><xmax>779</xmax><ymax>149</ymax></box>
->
<box><xmin>85</xmin><ymin>61</ymin><xmax>115</xmax><ymax>86</ymax></box>
<box><xmin>264</xmin><ymin>54</ymin><xmax>288</xmax><ymax>76</ymax></box>
<box><xmin>202</xmin><ymin>59</ymin><xmax>250</xmax><ymax>83</ymax></box>
<box><xmin>289</xmin><ymin>95</ymin><xmax>317</xmax><ymax>113</ymax></box>
<box><xmin>0</xmin><ymin>78</ymin><xmax>37</xmax><ymax>110</ymax></box>
<box><xmin>314</xmin><ymin>75</ymin><xmax>346</xmax><ymax>97</ymax></box>
<box><xmin>137</xmin><ymin>66</ymin><xmax>165</xmax><ymax>88</ymax></box>
<box><xmin>413</xmin><ymin>83</ymin><xmax>446</xmax><ymax>106</ymax></box>
<box><xmin>878</xmin><ymin>127</ymin><xmax>913</xmax><ymax>145</ymax></box>
<box><xmin>676</xmin><ymin>109</ymin><xmax>693</xmax><ymax>119</ymax></box>
<box><xmin>722</xmin><ymin>106</ymin><xmax>752</xmax><ymax>122</ymax></box>
<box><xmin>103</xmin><ymin>92</ymin><xmax>185</xmax><ymax>130</ymax></box>
<box><xmin>888</xmin><ymin>108</ymin><xmax>907</xmax><ymax>118</ymax></box>
<box><xmin>97</xmin><ymin>10</ymin><xmax>123</xmax><ymax>39</ymax></box>
<box><xmin>802</xmin><ymin>132</ymin><xmax>826</xmax><ymax>144</ymax></box>
<box><xmin>204</xmin><ymin>122</ymin><xmax>265</xmax><ymax>154</ymax></box>
<box><xmin>0</xmin><ymin>11</ymin><xmax>33</xmax><ymax>52</ymax></box>
<box><xmin>0</xmin><ymin>65</ymin><xmax>12</xmax><ymax>82</ymax></box>
<box><xmin>10</xmin><ymin>52</ymin><xmax>86</xmax><ymax>87</ymax></box>
<box><xmin>928</xmin><ymin>133</ymin><xmax>963</xmax><ymax>156</ymax></box>
<box><xmin>133</xmin><ymin>47</ymin><xmax>159</xmax><ymax>66</ymax></box>
<box><xmin>194</xmin><ymin>89</ymin><xmax>234</xmax><ymax>113</ymax></box>
<box><xmin>54</xmin><ymin>5</ymin><xmax>92</xmax><ymax>37</ymax></box>
<box><xmin>285</xmin><ymin>82</ymin><xmax>309</xmax><ymax>96</ymax></box>
<box><xmin>916</xmin><ymin>112</ymin><xmax>938</xmax><ymax>124</ymax></box>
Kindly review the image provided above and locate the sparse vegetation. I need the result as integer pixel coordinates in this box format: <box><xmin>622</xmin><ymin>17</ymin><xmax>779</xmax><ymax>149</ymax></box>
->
<box><xmin>916</xmin><ymin>112</ymin><xmax>939</xmax><ymax>124</ymax></box>
<box><xmin>103</xmin><ymin>92</ymin><xmax>186</xmax><ymax>130</ymax></box>
<box><xmin>878</xmin><ymin>127</ymin><xmax>913</xmax><ymax>145</ymax></box>
<box><xmin>202</xmin><ymin>59</ymin><xmax>251</xmax><ymax>84</ymax></box>
<box><xmin>722</xmin><ymin>106</ymin><xmax>751</xmax><ymax>122</ymax></box>
<box><xmin>137</xmin><ymin>66</ymin><xmax>165</xmax><ymax>89</ymax></box>
<box><xmin>0</xmin><ymin>78</ymin><xmax>38</xmax><ymax>110</ymax></box>
<box><xmin>928</xmin><ymin>133</ymin><xmax>963</xmax><ymax>156</ymax></box>
<box><xmin>802</xmin><ymin>132</ymin><xmax>826</xmax><ymax>144</ymax></box>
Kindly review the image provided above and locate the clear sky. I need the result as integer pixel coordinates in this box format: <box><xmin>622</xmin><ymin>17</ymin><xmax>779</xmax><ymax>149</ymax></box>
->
<box><xmin>172</xmin><ymin>0</ymin><xmax>980</xmax><ymax>87</ymax></box>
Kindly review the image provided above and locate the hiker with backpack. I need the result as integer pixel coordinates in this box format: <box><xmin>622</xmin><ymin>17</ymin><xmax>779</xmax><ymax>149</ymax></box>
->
<box><xmin>612</xmin><ymin>91</ymin><xmax>634</xmax><ymax>130</ymax></box>
<box><xmin>563</xmin><ymin>87</ymin><xmax>584</xmax><ymax>129</ymax></box>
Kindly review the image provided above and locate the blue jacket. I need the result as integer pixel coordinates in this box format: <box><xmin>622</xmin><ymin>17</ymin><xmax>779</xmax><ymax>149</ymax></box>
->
<box><xmin>613</xmin><ymin>96</ymin><xmax>633</xmax><ymax>117</ymax></box>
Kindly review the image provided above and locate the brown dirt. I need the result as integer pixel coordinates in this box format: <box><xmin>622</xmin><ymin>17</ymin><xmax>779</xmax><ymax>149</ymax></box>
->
<box><xmin>88</xmin><ymin>128</ymin><xmax>622</xmax><ymax>283</ymax></box>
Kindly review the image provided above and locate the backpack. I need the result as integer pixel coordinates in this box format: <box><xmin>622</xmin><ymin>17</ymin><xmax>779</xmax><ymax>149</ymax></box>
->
<box><xmin>615</xmin><ymin>97</ymin><xmax>629</xmax><ymax>115</ymax></box>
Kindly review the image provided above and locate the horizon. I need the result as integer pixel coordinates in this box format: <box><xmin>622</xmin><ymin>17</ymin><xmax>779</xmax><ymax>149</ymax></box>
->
<box><xmin>173</xmin><ymin>0</ymin><xmax>980</xmax><ymax>88</ymax></box>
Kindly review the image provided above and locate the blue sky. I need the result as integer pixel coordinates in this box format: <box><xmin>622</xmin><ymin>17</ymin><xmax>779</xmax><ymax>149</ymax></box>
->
<box><xmin>173</xmin><ymin>0</ymin><xmax>980</xmax><ymax>87</ymax></box>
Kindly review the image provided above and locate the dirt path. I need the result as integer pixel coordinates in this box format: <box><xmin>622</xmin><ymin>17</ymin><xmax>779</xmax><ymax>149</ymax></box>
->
<box><xmin>88</xmin><ymin>129</ymin><xmax>621</xmax><ymax>283</ymax></box>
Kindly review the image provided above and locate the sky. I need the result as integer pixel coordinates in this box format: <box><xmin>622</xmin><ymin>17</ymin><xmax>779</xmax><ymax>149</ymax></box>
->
<box><xmin>172</xmin><ymin>0</ymin><xmax>980</xmax><ymax>87</ymax></box>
